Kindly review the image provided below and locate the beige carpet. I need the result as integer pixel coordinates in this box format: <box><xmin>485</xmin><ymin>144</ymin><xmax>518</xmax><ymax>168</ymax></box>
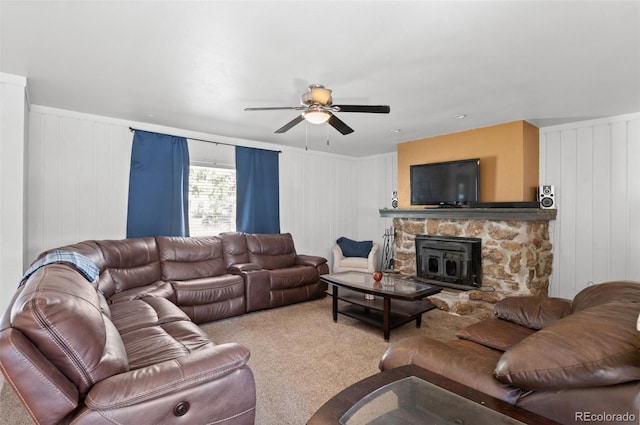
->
<box><xmin>0</xmin><ymin>296</ymin><xmax>478</xmax><ymax>425</ymax></box>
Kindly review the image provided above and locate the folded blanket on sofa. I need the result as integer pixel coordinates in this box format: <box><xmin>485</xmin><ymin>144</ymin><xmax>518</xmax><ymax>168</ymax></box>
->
<box><xmin>20</xmin><ymin>249</ymin><xmax>100</xmax><ymax>285</ymax></box>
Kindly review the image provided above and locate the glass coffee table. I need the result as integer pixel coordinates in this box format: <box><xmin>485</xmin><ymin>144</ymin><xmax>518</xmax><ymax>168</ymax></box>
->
<box><xmin>321</xmin><ymin>272</ymin><xmax>441</xmax><ymax>341</ymax></box>
<box><xmin>307</xmin><ymin>365</ymin><xmax>561</xmax><ymax>425</ymax></box>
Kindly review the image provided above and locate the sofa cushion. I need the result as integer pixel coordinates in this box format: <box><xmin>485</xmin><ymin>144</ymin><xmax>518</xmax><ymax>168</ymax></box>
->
<box><xmin>109</xmin><ymin>297</ymin><xmax>191</xmax><ymax>334</ymax></box>
<box><xmin>493</xmin><ymin>296</ymin><xmax>572</xmax><ymax>330</ymax></box>
<box><xmin>336</xmin><ymin>237</ymin><xmax>372</xmax><ymax>258</ymax></box>
<box><xmin>338</xmin><ymin>257</ymin><xmax>369</xmax><ymax>269</ymax></box>
<box><xmin>456</xmin><ymin>318</ymin><xmax>536</xmax><ymax>351</ymax></box>
<box><xmin>108</xmin><ymin>281</ymin><xmax>175</xmax><ymax>304</ymax></box>
<box><xmin>172</xmin><ymin>275</ymin><xmax>245</xmax><ymax>305</ymax></box>
<box><xmin>157</xmin><ymin>236</ymin><xmax>228</xmax><ymax>280</ymax></box>
<box><xmin>269</xmin><ymin>265</ymin><xmax>319</xmax><ymax>290</ymax></box>
<box><xmin>494</xmin><ymin>302</ymin><xmax>640</xmax><ymax>391</ymax></box>
<box><xmin>219</xmin><ymin>232</ymin><xmax>250</xmax><ymax>269</ymax></box>
<box><xmin>571</xmin><ymin>280</ymin><xmax>640</xmax><ymax>313</ymax></box>
<box><xmin>11</xmin><ymin>265</ymin><xmax>129</xmax><ymax>395</ymax></box>
<box><xmin>246</xmin><ymin>233</ymin><xmax>297</xmax><ymax>269</ymax></box>
<box><xmin>120</xmin><ymin>321</ymin><xmax>215</xmax><ymax>370</ymax></box>
<box><xmin>96</xmin><ymin>237</ymin><xmax>162</xmax><ymax>297</ymax></box>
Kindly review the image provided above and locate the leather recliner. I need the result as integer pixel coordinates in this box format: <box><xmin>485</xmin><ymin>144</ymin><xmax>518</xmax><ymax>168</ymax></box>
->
<box><xmin>379</xmin><ymin>281</ymin><xmax>640</xmax><ymax>425</ymax></box>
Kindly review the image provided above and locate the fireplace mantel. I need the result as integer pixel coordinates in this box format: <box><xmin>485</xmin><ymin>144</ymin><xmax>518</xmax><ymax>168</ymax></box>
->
<box><xmin>379</xmin><ymin>207</ymin><xmax>556</xmax><ymax>221</ymax></box>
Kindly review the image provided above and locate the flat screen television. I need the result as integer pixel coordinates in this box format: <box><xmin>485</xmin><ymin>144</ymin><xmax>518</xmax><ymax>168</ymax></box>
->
<box><xmin>410</xmin><ymin>158</ymin><xmax>480</xmax><ymax>206</ymax></box>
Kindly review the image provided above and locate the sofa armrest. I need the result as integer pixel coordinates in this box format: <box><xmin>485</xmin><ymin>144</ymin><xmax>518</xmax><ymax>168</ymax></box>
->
<box><xmin>332</xmin><ymin>245</ymin><xmax>345</xmax><ymax>261</ymax></box>
<box><xmin>228</xmin><ymin>262</ymin><xmax>262</xmax><ymax>273</ymax></box>
<box><xmin>0</xmin><ymin>328</ymin><xmax>80</xmax><ymax>425</ymax></box>
<box><xmin>379</xmin><ymin>336</ymin><xmax>523</xmax><ymax>404</ymax></box>
<box><xmin>242</xmin><ymin>269</ymin><xmax>272</xmax><ymax>312</ymax></box>
<box><xmin>296</xmin><ymin>254</ymin><xmax>328</xmax><ymax>268</ymax></box>
<box><xmin>367</xmin><ymin>243</ymin><xmax>379</xmax><ymax>272</ymax></box>
<box><xmin>80</xmin><ymin>343</ymin><xmax>255</xmax><ymax>424</ymax></box>
<box><xmin>493</xmin><ymin>295</ymin><xmax>572</xmax><ymax>330</ymax></box>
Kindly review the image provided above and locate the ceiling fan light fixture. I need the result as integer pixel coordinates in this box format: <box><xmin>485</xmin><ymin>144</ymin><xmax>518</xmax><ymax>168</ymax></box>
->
<box><xmin>310</xmin><ymin>86</ymin><xmax>332</xmax><ymax>105</ymax></box>
<box><xmin>246</xmin><ymin>83</ymin><xmax>389</xmax><ymax>135</ymax></box>
<box><xmin>304</xmin><ymin>109</ymin><xmax>331</xmax><ymax>124</ymax></box>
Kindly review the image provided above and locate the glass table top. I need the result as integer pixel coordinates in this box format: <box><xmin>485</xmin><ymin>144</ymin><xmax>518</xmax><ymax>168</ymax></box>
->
<box><xmin>323</xmin><ymin>272</ymin><xmax>437</xmax><ymax>297</ymax></box>
<box><xmin>340</xmin><ymin>376</ymin><xmax>527</xmax><ymax>425</ymax></box>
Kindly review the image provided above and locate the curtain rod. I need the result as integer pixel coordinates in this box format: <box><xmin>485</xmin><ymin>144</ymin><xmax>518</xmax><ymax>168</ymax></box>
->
<box><xmin>128</xmin><ymin>127</ymin><xmax>281</xmax><ymax>153</ymax></box>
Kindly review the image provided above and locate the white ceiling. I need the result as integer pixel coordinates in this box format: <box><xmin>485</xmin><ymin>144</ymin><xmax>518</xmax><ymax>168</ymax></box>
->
<box><xmin>1</xmin><ymin>1</ymin><xmax>639</xmax><ymax>156</ymax></box>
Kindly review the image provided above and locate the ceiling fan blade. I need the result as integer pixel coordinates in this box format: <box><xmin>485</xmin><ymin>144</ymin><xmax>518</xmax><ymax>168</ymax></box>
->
<box><xmin>334</xmin><ymin>105</ymin><xmax>390</xmax><ymax>114</ymax></box>
<box><xmin>245</xmin><ymin>106</ymin><xmax>303</xmax><ymax>111</ymax></box>
<box><xmin>275</xmin><ymin>115</ymin><xmax>305</xmax><ymax>133</ymax></box>
<box><xmin>328</xmin><ymin>114</ymin><xmax>354</xmax><ymax>135</ymax></box>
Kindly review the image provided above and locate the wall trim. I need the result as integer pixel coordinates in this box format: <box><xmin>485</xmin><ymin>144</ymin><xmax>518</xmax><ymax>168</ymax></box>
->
<box><xmin>0</xmin><ymin>73</ymin><xmax>30</xmax><ymax>111</ymax></box>
<box><xmin>0</xmin><ymin>73</ymin><xmax>26</xmax><ymax>86</ymax></box>
<box><xmin>29</xmin><ymin>105</ymin><xmax>359</xmax><ymax>161</ymax></box>
<box><xmin>540</xmin><ymin>112</ymin><xmax>640</xmax><ymax>133</ymax></box>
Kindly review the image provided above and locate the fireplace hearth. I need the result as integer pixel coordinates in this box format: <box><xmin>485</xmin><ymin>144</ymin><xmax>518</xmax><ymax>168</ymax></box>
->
<box><xmin>415</xmin><ymin>235</ymin><xmax>481</xmax><ymax>290</ymax></box>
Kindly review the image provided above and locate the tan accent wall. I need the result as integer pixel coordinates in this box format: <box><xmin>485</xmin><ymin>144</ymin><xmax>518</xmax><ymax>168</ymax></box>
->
<box><xmin>522</xmin><ymin>121</ymin><xmax>540</xmax><ymax>200</ymax></box>
<box><xmin>397</xmin><ymin>120</ymin><xmax>539</xmax><ymax>207</ymax></box>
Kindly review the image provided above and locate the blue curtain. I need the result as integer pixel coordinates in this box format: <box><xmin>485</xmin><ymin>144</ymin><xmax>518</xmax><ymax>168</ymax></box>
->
<box><xmin>235</xmin><ymin>146</ymin><xmax>280</xmax><ymax>233</ymax></box>
<box><xmin>126</xmin><ymin>130</ymin><xmax>190</xmax><ymax>238</ymax></box>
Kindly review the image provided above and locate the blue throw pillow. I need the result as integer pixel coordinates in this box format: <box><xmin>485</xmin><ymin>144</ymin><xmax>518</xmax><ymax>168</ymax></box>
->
<box><xmin>336</xmin><ymin>237</ymin><xmax>373</xmax><ymax>258</ymax></box>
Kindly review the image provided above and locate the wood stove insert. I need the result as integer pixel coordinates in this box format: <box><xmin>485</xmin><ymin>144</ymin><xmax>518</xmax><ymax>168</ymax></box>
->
<box><xmin>415</xmin><ymin>234</ymin><xmax>481</xmax><ymax>290</ymax></box>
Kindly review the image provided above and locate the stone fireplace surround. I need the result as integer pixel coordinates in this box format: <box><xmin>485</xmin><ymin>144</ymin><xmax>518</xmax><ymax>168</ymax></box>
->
<box><xmin>380</xmin><ymin>208</ymin><xmax>556</xmax><ymax>318</ymax></box>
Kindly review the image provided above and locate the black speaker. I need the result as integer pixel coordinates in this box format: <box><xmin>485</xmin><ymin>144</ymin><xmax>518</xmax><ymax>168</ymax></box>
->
<box><xmin>391</xmin><ymin>191</ymin><xmax>398</xmax><ymax>209</ymax></box>
<box><xmin>538</xmin><ymin>185</ymin><xmax>555</xmax><ymax>209</ymax></box>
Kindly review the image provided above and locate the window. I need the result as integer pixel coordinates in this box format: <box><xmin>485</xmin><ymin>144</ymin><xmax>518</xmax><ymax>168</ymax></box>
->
<box><xmin>188</xmin><ymin>165</ymin><xmax>236</xmax><ymax>236</ymax></box>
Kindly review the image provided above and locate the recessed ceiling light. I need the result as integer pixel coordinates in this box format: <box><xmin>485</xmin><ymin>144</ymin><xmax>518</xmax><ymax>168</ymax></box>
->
<box><xmin>390</xmin><ymin>128</ymin><xmax>401</xmax><ymax>133</ymax></box>
<box><xmin>453</xmin><ymin>114</ymin><xmax>467</xmax><ymax>119</ymax></box>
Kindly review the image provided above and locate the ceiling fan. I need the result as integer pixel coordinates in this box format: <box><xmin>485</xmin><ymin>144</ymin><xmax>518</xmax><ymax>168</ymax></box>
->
<box><xmin>244</xmin><ymin>84</ymin><xmax>390</xmax><ymax>135</ymax></box>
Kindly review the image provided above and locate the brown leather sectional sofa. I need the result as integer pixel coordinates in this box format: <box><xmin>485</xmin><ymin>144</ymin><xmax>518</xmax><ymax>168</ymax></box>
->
<box><xmin>0</xmin><ymin>232</ymin><xmax>328</xmax><ymax>425</ymax></box>
<box><xmin>380</xmin><ymin>280</ymin><xmax>640</xmax><ymax>425</ymax></box>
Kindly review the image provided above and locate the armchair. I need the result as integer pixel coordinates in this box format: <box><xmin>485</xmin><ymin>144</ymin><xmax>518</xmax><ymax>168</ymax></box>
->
<box><xmin>332</xmin><ymin>238</ymin><xmax>379</xmax><ymax>273</ymax></box>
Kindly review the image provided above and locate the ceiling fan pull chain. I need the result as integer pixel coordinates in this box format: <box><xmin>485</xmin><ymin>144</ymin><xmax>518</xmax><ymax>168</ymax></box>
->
<box><xmin>305</xmin><ymin>121</ymin><xmax>308</xmax><ymax>151</ymax></box>
<box><xmin>326</xmin><ymin>124</ymin><xmax>330</xmax><ymax>146</ymax></box>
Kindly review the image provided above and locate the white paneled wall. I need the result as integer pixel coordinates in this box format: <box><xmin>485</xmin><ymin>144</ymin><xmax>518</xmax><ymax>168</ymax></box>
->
<box><xmin>27</xmin><ymin>109</ymin><xmax>131</xmax><ymax>262</ymax></box>
<box><xmin>280</xmin><ymin>149</ymin><xmax>345</xmax><ymax>262</ymax></box>
<box><xmin>0</xmin><ymin>74</ymin><xmax>27</xmax><ymax>315</ymax></box>
<box><xmin>24</xmin><ymin>106</ymin><xmax>396</xmax><ymax>271</ymax></box>
<box><xmin>355</xmin><ymin>153</ymin><xmax>397</xmax><ymax>269</ymax></box>
<box><xmin>540</xmin><ymin>113</ymin><xmax>640</xmax><ymax>298</ymax></box>
<box><xmin>279</xmin><ymin>149</ymin><xmax>397</xmax><ymax>269</ymax></box>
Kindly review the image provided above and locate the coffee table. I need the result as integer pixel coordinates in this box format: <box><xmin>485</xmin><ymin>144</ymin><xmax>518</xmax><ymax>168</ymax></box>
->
<box><xmin>307</xmin><ymin>365</ymin><xmax>561</xmax><ymax>425</ymax></box>
<box><xmin>321</xmin><ymin>272</ymin><xmax>441</xmax><ymax>341</ymax></box>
